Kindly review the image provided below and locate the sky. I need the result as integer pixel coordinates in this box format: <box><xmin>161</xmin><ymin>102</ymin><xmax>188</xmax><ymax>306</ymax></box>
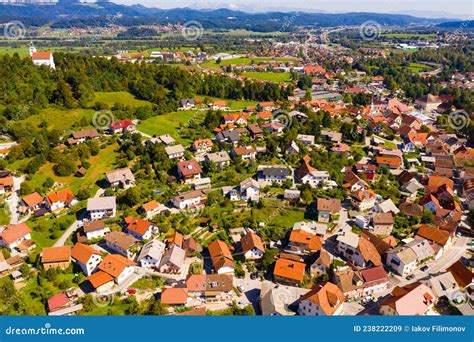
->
<box><xmin>112</xmin><ymin>0</ymin><xmax>474</xmax><ymax>18</ymax></box>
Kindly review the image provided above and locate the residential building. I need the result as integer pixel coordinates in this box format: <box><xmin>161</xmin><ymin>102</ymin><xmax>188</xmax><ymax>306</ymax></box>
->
<box><xmin>208</xmin><ymin>240</ymin><xmax>234</xmax><ymax>274</ymax></box>
<box><xmin>273</xmin><ymin>258</ymin><xmax>306</xmax><ymax>286</ymax></box>
<box><xmin>44</xmin><ymin>188</ymin><xmax>77</xmax><ymax>212</ymax></box>
<box><xmin>298</xmin><ymin>282</ymin><xmax>345</xmax><ymax>316</ymax></box>
<box><xmin>380</xmin><ymin>282</ymin><xmax>434</xmax><ymax>315</ymax></box>
<box><xmin>241</xmin><ymin>230</ymin><xmax>265</xmax><ymax>260</ymax></box>
<box><xmin>105</xmin><ymin>168</ymin><xmax>135</xmax><ymax>189</ymax></box>
<box><xmin>98</xmin><ymin>254</ymin><xmax>135</xmax><ymax>285</ymax></box>
<box><xmin>372</xmin><ymin>212</ymin><xmax>394</xmax><ymax>236</ymax></box>
<box><xmin>87</xmin><ymin>196</ymin><xmax>116</xmax><ymax>220</ymax></box>
<box><xmin>158</xmin><ymin>245</ymin><xmax>185</xmax><ymax>274</ymax></box>
<box><xmin>385</xmin><ymin>246</ymin><xmax>418</xmax><ymax>276</ymax></box>
<box><xmin>125</xmin><ymin>217</ymin><xmax>156</xmax><ymax>240</ymax></box>
<box><xmin>171</xmin><ymin>190</ymin><xmax>206</xmax><ymax>210</ymax></box>
<box><xmin>177</xmin><ymin>159</ymin><xmax>202</xmax><ymax>183</ymax></box>
<box><xmin>82</xmin><ymin>220</ymin><xmax>110</xmax><ymax>240</ymax></box>
<box><xmin>316</xmin><ymin>198</ymin><xmax>341</xmax><ymax>223</ymax></box>
<box><xmin>137</xmin><ymin>239</ymin><xmax>166</xmax><ymax>268</ymax></box>
<box><xmin>0</xmin><ymin>223</ymin><xmax>33</xmax><ymax>252</ymax></box>
<box><xmin>165</xmin><ymin>144</ymin><xmax>185</xmax><ymax>159</ymax></box>
<box><xmin>104</xmin><ymin>231</ymin><xmax>139</xmax><ymax>259</ymax></box>
<box><xmin>71</xmin><ymin>243</ymin><xmax>102</xmax><ymax>276</ymax></box>
<box><xmin>41</xmin><ymin>246</ymin><xmax>71</xmax><ymax>270</ymax></box>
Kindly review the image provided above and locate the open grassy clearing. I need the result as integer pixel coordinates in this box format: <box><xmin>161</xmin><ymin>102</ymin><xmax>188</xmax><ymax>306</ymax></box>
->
<box><xmin>242</xmin><ymin>71</ymin><xmax>291</xmax><ymax>82</ymax></box>
<box><xmin>19</xmin><ymin>107</ymin><xmax>96</xmax><ymax>131</ymax></box>
<box><xmin>91</xmin><ymin>92</ymin><xmax>153</xmax><ymax>108</ymax></box>
<box><xmin>137</xmin><ymin>110</ymin><xmax>202</xmax><ymax>144</ymax></box>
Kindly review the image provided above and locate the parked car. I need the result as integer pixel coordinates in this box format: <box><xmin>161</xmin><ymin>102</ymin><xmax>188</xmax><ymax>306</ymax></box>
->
<box><xmin>237</xmin><ymin>285</ymin><xmax>245</xmax><ymax>292</ymax></box>
<box><xmin>420</xmin><ymin>265</ymin><xmax>429</xmax><ymax>272</ymax></box>
<box><xmin>406</xmin><ymin>274</ymin><xmax>415</xmax><ymax>280</ymax></box>
<box><xmin>126</xmin><ymin>289</ymin><xmax>136</xmax><ymax>295</ymax></box>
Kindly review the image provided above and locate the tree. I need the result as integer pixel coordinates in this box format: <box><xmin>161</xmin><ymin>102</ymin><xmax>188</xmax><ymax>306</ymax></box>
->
<box><xmin>53</xmin><ymin>156</ymin><xmax>76</xmax><ymax>176</ymax></box>
<box><xmin>123</xmin><ymin>187</ymin><xmax>141</xmax><ymax>207</ymax></box>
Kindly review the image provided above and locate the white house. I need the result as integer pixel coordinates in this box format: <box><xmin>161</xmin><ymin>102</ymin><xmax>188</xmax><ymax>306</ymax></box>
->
<box><xmin>171</xmin><ymin>190</ymin><xmax>206</xmax><ymax>210</ymax></box>
<box><xmin>385</xmin><ymin>246</ymin><xmax>418</xmax><ymax>277</ymax></box>
<box><xmin>98</xmin><ymin>254</ymin><xmax>135</xmax><ymax>285</ymax></box>
<box><xmin>298</xmin><ymin>282</ymin><xmax>345</xmax><ymax>316</ymax></box>
<box><xmin>165</xmin><ymin>144</ymin><xmax>185</xmax><ymax>159</ymax></box>
<box><xmin>87</xmin><ymin>196</ymin><xmax>116</xmax><ymax>220</ymax></box>
<box><xmin>82</xmin><ymin>220</ymin><xmax>110</xmax><ymax>240</ymax></box>
<box><xmin>241</xmin><ymin>230</ymin><xmax>265</xmax><ymax>260</ymax></box>
<box><xmin>137</xmin><ymin>239</ymin><xmax>166</xmax><ymax>268</ymax></box>
<box><xmin>239</xmin><ymin>178</ymin><xmax>260</xmax><ymax>201</ymax></box>
<box><xmin>30</xmin><ymin>44</ymin><xmax>55</xmax><ymax>69</ymax></box>
<box><xmin>71</xmin><ymin>243</ymin><xmax>102</xmax><ymax>276</ymax></box>
<box><xmin>0</xmin><ymin>223</ymin><xmax>32</xmax><ymax>252</ymax></box>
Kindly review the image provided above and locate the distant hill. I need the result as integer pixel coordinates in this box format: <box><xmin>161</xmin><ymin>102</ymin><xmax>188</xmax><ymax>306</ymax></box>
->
<box><xmin>0</xmin><ymin>1</ymin><xmax>452</xmax><ymax>31</ymax></box>
<box><xmin>436</xmin><ymin>20</ymin><xmax>474</xmax><ymax>29</ymax></box>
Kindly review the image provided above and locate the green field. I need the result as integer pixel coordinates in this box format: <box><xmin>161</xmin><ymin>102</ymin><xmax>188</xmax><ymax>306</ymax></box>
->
<box><xmin>137</xmin><ymin>110</ymin><xmax>202</xmax><ymax>144</ymax></box>
<box><xmin>405</xmin><ymin>62</ymin><xmax>434</xmax><ymax>73</ymax></box>
<box><xmin>194</xmin><ymin>96</ymin><xmax>259</xmax><ymax>110</ymax></box>
<box><xmin>19</xmin><ymin>107</ymin><xmax>96</xmax><ymax>131</ymax></box>
<box><xmin>242</xmin><ymin>71</ymin><xmax>291</xmax><ymax>83</ymax></box>
<box><xmin>203</xmin><ymin>56</ymin><xmax>300</xmax><ymax>67</ymax></box>
<box><xmin>91</xmin><ymin>92</ymin><xmax>153</xmax><ymax>108</ymax></box>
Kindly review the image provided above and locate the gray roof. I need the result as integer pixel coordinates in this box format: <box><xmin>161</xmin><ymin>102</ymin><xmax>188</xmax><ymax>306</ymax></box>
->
<box><xmin>159</xmin><ymin>245</ymin><xmax>185</xmax><ymax>268</ymax></box>
<box><xmin>137</xmin><ymin>239</ymin><xmax>166</xmax><ymax>262</ymax></box>
<box><xmin>262</xmin><ymin>166</ymin><xmax>291</xmax><ymax>177</ymax></box>
<box><xmin>205</xmin><ymin>151</ymin><xmax>230</xmax><ymax>163</ymax></box>
<box><xmin>165</xmin><ymin>144</ymin><xmax>185</xmax><ymax>155</ymax></box>
<box><xmin>106</xmin><ymin>167</ymin><xmax>135</xmax><ymax>184</ymax></box>
<box><xmin>87</xmin><ymin>196</ymin><xmax>116</xmax><ymax>211</ymax></box>
<box><xmin>336</xmin><ymin>231</ymin><xmax>360</xmax><ymax>249</ymax></box>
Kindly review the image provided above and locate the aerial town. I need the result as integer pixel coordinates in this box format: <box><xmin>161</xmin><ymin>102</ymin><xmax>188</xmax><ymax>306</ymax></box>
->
<box><xmin>0</xmin><ymin>2</ymin><xmax>473</xmax><ymax>318</ymax></box>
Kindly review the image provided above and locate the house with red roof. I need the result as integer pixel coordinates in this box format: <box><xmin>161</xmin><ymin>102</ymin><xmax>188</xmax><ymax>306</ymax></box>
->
<box><xmin>109</xmin><ymin>119</ymin><xmax>135</xmax><ymax>134</ymax></box>
<box><xmin>241</xmin><ymin>230</ymin><xmax>265</xmax><ymax>260</ymax></box>
<box><xmin>0</xmin><ymin>223</ymin><xmax>33</xmax><ymax>252</ymax></box>
<box><xmin>177</xmin><ymin>159</ymin><xmax>202</xmax><ymax>184</ymax></box>
<box><xmin>44</xmin><ymin>188</ymin><xmax>77</xmax><ymax>212</ymax></box>
<box><xmin>298</xmin><ymin>282</ymin><xmax>345</xmax><ymax>316</ymax></box>
<box><xmin>31</xmin><ymin>50</ymin><xmax>55</xmax><ymax>69</ymax></box>
<box><xmin>380</xmin><ymin>282</ymin><xmax>434</xmax><ymax>315</ymax></box>
<box><xmin>125</xmin><ymin>217</ymin><xmax>157</xmax><ymax>240</ymax></box>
